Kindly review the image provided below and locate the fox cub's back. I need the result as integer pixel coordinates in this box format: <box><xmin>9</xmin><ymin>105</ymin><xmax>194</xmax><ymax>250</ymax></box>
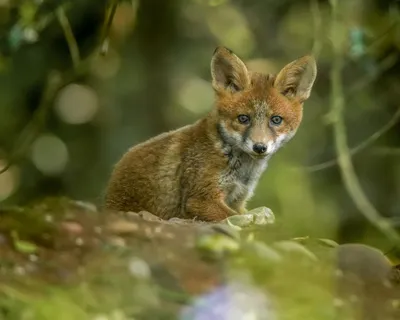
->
<box><xmin>104</xmin><ymin>47</ymin><xmax>317</xmax><ymax>221</ymax></box>
<box><xmin>105</xmin><ymin>123</ymin><xmax>199</xmax><ymax>219</ymax></box>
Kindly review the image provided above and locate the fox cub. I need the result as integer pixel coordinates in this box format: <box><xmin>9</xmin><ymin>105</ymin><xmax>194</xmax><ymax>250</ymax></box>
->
<box><xmin>104</xmin><ymin>47</ymin><xmax>317</xmax><ymax>221</ymax></box>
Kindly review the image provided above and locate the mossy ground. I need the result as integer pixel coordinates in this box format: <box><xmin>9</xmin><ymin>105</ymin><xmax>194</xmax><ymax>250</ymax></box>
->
<box><xmin>0</xmin><ymin>198</ymin><xmax>399</xmax><ymax>320</ymax></box>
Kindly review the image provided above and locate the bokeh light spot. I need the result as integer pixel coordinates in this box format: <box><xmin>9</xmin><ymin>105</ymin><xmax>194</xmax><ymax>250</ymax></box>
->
<box><xmin>31</xmin><ymin>134</ymin><xmax>69</xmax><ymax>176</ymax></box>
<box><xmin>55</xmin><ymin>84</ymin><xmax>99</xmax><ymax>125</ymax></box>
<box><xmin>90</xmin><ymin>49</ymin><xmax>121</xmax><ymax>80</ymax></box>
<box><xmin>0</xmin><ymin>160</ymin><xmax>19</xmax><ymax>201</ymax></box>
<box><xmin>178</xmin><ymin>77</ymin><xmax>214</xmax><ymax>114</ymax></box>
<box><xmin>246</xmin><ymin>59</ymin><xmax>280</xmax><ymax>75</ymax></box>
<box><xmin>206</xmin><ymin>4</ymin><xmax>255</xmax><ymax>57</ymax></box>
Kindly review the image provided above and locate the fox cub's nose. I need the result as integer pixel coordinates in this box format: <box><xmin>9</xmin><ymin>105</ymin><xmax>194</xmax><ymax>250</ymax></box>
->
<box><xmin>253</xmin><ymin>143</ymin><xmax>267</xmax><ymax>154</ymax></box>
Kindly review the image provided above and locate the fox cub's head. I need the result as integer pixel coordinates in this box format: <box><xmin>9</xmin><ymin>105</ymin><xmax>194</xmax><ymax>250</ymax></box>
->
<box><xmin>211</xmin><ymin>46</ymin><xmax>317</xmax><ymax>159</ymax></box>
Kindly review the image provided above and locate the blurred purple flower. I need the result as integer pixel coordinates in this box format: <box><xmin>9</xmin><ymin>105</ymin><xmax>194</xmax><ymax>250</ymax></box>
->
<box><xmin>180</xmin><ymin>282</ymin><xmax>276</xmax><ymax>320</ymax></box>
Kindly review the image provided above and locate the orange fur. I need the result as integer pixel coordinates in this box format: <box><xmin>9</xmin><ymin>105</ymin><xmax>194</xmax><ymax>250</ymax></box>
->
<box><xmin>104</xmin><ymin>47</ymin><xmax>317</xmax><ymax>221</ymax></box>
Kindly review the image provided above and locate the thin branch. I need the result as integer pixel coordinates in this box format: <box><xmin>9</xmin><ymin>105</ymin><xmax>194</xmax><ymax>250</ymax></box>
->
<box><xmin>370</xmin><ymin>147</ymin><xmax>400</xmax><ymax>156</ymax></box>
<box><xmin>0</xmin><ymin>1</ymin><xmax>116</xmax><ymax>176</ymax></box>
<box><xmin>0</xmin><ymin>72</ymin><xmax>63</xmax><ymax>175</ymax></box>
<box><xmin>306</xmin><ymin>51</ymin><xmax>399</xmax><ymax>172</ymax></box>
<box><xmin>0</xmin><ymin>48</ymin><xmax>101</xmax><ymax>176</ymax></box>
<box><xmin>56</xmin><ymin>7</ymin><xmax>80</xmax><ymax>69</ymax></box>
<box><xmin>310</xmin><ymin>0</ymin><xmax>322</xmax><ymax>58</ymax></box>
<box><xmin>99</xmin><ymin>0</ymin><xmax>119</xmax><ymax>56</ymax></box>
<box><xmin>306</xmin><ymin>107</ymin><xmax>400</xmax><ymax>172</ymax></box>
<box><xmin>346</xmin><ymin>53</ymin><xmax>399</xmax><ymax>95</ymax></box>
<box><xmin>362</xmin><ymin>20</ymin><xmax>399</xmax><ymax>57</ymax></box>
<box><xmin>329</xmin><ymin>0</ymin><xmax>400</xmax><ymax>245</ymax></box>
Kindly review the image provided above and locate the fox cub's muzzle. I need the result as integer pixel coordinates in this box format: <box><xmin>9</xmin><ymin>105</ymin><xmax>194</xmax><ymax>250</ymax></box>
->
<box><xmin>252</xmin><ymin>143</ymin><xmax>267</xmax><ymax>154</ymax></box>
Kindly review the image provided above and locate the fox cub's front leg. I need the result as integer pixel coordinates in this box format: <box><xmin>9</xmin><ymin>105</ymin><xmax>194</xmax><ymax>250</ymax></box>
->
<box><xmin>230</xmin><ymin>200</ymin><xmax>248</xmax><ymax>215</ymax></box>
<box><xmin>227</xmin><ymin>199</ymin><xmax>275</xmax><ymax>227</ymax></box>
<box><xmin>186</xmin><ymin>196</ymin><xmax>238</xmax><ymax>222</ymax></box>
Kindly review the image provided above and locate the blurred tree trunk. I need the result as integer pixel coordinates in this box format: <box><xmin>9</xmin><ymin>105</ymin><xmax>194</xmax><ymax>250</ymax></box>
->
<box><xmin>133</xmin><ymin>0</ymin><xmax>182</xmax><ymax>134</ymax></box>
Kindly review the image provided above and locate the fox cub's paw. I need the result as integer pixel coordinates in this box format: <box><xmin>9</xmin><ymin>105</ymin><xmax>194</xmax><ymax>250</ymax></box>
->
<box><xmin>247</xmin><ymin>206</ymin><xmax>275</xmax><ymax>225</ymax></box>
<box><xmin>224</xmin><ymin>206</ymin><xmax>275</xmax><ymax>228</ymax></box>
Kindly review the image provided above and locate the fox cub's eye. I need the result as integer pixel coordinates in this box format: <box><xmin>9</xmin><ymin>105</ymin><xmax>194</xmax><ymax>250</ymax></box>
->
<box><xmin>238</xmin><ymin>114</ymin><xmax>250</xmax><ymax>124</ymax></box>
<box><xmin>270</xmin><ymin>116</ymin><xmax>283</xmax><ymax>126</ymax></box>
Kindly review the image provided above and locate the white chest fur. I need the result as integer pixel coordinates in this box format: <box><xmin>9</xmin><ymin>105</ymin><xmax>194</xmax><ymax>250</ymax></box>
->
<box><xmin>219</xmin><ymin>148</ymin><xmax>269</xmax><ymax>206</ymax></box>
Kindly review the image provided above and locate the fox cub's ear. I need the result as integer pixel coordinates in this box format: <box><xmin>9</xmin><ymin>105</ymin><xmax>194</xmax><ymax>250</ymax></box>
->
<box><xmin>274</xmin><ymin>55</ymin><xmax>317</xmax><ymax>102</ymax></box>
<box><xmin>211</xmin><ymin>46</ymin><xmax>251</xmax><ymax>94</ymax></box>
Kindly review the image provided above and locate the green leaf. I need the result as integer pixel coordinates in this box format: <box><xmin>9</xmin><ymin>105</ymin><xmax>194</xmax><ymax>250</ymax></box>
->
<box><xmin>273</xmin><ymin>240</ymin><xmax>318</xmax><ymax>262</ymax></box>
<box><xmin>11</xmin><ymin>231</ymin><xmax>38</xmax><ymax>254</ymax></box>
<box><xmin>249</xmin><ymin>241</ymin><xmax>282</xmax><ymax>263</ymax></box>
<box><xmin>196</xmin><ymin>233</ymin><xmax>240</xmax><ymax>259</ymax></box>
<box><xmin>317</xmin><ymin>238</ymin><xmax>339</xmax><ymax>248</ymax></box>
